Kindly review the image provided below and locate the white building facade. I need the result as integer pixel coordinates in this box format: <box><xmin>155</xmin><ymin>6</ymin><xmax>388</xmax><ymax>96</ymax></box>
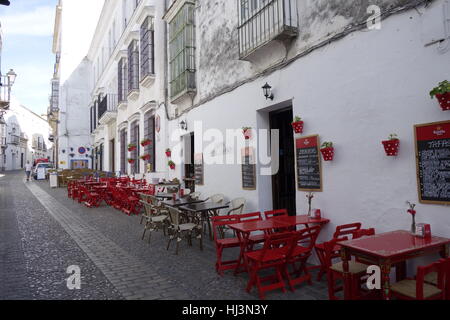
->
<box><xmin>2</xmin><ymin>99</ymin><xmax>53</xmax><ymax>171</ymax></box>
<box><xmin>75</xmin><ymin>0</ymin><xmax>450</xmax><ymax>245</ymax></box>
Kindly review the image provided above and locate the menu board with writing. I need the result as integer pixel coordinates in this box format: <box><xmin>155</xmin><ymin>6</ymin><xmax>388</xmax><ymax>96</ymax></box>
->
<box><xmin>415</xmin><ymin>121</ymin><xmax>450</xmax><ymax>205</ymax></box>
<box><xmin>194</xmin><ymin>153</ymin><xmax>204</xmax><ymax>186</ymax></box>
<box><xmin>296</xmin><ymin>135</ymin><xmax>323</xmax><ymax>192</ymax></box>
<box><xmin>241</xmin><ymin>147</ymin><xmax>256</xmax><ymax>190</ymax></box>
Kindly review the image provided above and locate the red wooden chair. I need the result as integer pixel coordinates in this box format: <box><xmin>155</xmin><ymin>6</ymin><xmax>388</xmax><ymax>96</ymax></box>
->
<box><xmin>244</xmin><ymin>232</ymin><xmax>295</xmax><ymax>299</ymax></box>
<box><xmin>263</xmin><ymin>209</ymin><xmax>288</xmax><ymax>220</ymax></box>
<box><xmin>238</xmin><ymin>212</ymin><xmax>265</xmax><ymax>249</ymax></box>
<box><xmin>391</xmin><ymin>259</ymin><xmax>446</xmax><ymax>300</ymax></box>
<box><xmin>352</xmin><ymin>228</ymin><xmax>375</xmax><ymax>239</ymax></box>
<box><xmin>424</xmin><ymin>257</ymin><xmax>450</xmax><ymax>300</ymax></box>
<box><xmin>211</xmin><ymin>214</ymin><xmax>241</xmax><ymax>276</ymax></box>
<box><xmin>284</xmin><ymin>226</ymin><xmax>321</xmax><ymax>291</ymax></box>
<box><xmin>323</xmin><ymin>237</ymin><xmax>368</xmax><ymax>300</ymax></box>
<box><xmin>78</xmin><ymin>185</ymin><xmax>102</xmax><ymax>208</ymax></box>
<box><xmin>314</xmin><ymin>222</ymin><xmax>362</xmax><ymax>281</ymax></box>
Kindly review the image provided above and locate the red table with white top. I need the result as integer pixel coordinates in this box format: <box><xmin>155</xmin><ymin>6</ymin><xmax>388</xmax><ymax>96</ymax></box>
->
<box><xmin>339</xmin><ymin>230</ymin><xmax>450</xmax><ymax>300</ymax></box>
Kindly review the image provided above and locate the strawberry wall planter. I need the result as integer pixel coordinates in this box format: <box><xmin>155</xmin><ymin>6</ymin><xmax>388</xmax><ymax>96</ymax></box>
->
<box><xmin>382</xmin><ymin>139</ymin><xmax>400</xmax><ymax>156</ymax></box>
<box><xmin>128</xmin><ymin>145</ymin><xmax>137</xmax><ymax>152</ymax></box>
<box><xmin>320</xmin><ymin>147</ymin><xmax>334</xmax><ymax>161</ymax></box>
<box><xmin>436</xmin><ymin>93</ymin><xmax>450</xmax><ymax>111</ymax></box>
<box><xmin>292</xmin><ymin>121</ymin><xmax>304</xmax><ymax>134</ymax></box>
<box><xmin>243</xmin><ymin>128</ymin><xmax>252</xmax><ymax>140</ymax></box>
<box><xmin>140</xmin><ymin>139</ymin><xmax>152</xmax><ymax>147</ymax></box>
<box><xmin>128</xmin><ymin>159</ymin><xmax>136</xmax><ymax>164</ymax></box>
<box><xmin>168</xmin><ymin>161</ymin><xmax>176</xmax><ymax>170</ymax></box>
<box><xmin>140</xmin><ymin>154</ymin><xmax>151</xmax><ymax>161</ymax></box>
<box><xmin>166</xmin><ymin>149</ymin><xmax>172</xmax><ymax>157</ymax></box>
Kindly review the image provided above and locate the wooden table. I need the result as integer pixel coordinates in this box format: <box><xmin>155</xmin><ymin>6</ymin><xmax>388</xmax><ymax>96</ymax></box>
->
<box><xmin>339</xmin><ymin>230</ymin><xmax>450</xmax><ymax>300</ymax></box>
<box><xmin>230</xmin><ymin>215</ymin><xmax>330</xmax><ymax>274</ymax></box>
<box><xmin>155</xmin><ymin>193</ymin><xmax>176</xmax><ymax>200</ymax></box>
<box><xmin>180</xmin><ymin>203</ymin><xmax>230</xmax><ymax>240</ymax></box>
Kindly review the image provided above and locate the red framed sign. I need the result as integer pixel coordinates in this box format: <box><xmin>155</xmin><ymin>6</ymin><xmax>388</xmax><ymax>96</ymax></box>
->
<box><xmin>296</xmin><ymin>135</ymin><xmax>323</xmax><ymax>192</ymax></box>
<box><xmin>414</xmin><ymin>120</ymin><xmax>450</xmax><ymax>205</ymax></box>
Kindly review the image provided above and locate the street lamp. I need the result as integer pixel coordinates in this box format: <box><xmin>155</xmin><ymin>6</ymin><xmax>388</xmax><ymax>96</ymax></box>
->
<box><xmin>0</xmin><ymin>68</ymin><xmax>17</xmax><ymax>113</ymax></box>
<box><xmin>262</xmin><ymin>83</ymin><xmax>274</xmax><ymax>100</ymax></box>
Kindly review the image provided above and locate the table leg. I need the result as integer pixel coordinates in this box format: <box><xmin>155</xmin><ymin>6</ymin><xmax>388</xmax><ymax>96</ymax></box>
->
<box><xmin>381</xmin><ymin>262</ymin><xmax>392</xmax><ymax>300</ymax></box>
<box><xmin>341</xmin><ymin>248</ymin><xmax>352</xmax><ymax>300</ymax></box>
<box><xmin>234</xmin><ymin>231</ymin><xmax>250</xmax><ymax>275</ymax></box>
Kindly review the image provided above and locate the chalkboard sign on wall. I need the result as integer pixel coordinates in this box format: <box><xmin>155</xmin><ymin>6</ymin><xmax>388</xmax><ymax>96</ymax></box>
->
<box><xmin>296</xmin><ymin>135</ymin><xmax>323</xmax><ymax>192</ymax></box>
<box><xmin>194</xmin><ymin>153</ymin><xmax>204</xmax><ymax>186</ymax></box>
<box><xmin>242</xmin><ymin>147</ymin><xmax>256</xmax><ymax>190</ymax></box>
<box><xmin>415</xmin><ymin>121</ymin><xmax>450</xmax><ymax>205</ymax></box>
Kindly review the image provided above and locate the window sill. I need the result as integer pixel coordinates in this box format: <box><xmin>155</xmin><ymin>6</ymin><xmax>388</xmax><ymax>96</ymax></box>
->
<box><xmin>127</xmin><ymin>90</ymin><xmax>140</xmax><ymax>101</ymax></box>
<box><xmin>170</xmin><ymin>88</ymin><xmax>196</xmax><ymax>104</ymax></box>
<box><xmin>140</xmin><ymin>74</ymin><xmax>155</xmax><ymax>88</ymax></box>
<box><xmin>118</xmin><ymin>100</ymin><xmax>128</xmax><ymax>109</ymax></box>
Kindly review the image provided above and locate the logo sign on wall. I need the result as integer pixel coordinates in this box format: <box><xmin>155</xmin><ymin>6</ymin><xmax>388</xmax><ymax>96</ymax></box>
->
<box><xmin>78</xmin><ymin>147</ymin><xmax>86</xmax><ymax>155</ymax></box>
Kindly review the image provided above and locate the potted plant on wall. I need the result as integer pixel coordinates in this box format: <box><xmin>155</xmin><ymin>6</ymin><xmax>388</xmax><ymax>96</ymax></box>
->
<box><xmin>140</xmin><ymin>138</ymin><xmax>152</xmax><ymax>147</ymax></box>
<box><xmin>128</xmin><ymin>143</ymin><xmax>137</xmax><ymax>152</ymax></box>
<box><xmin>320</xmin><ymin>142</ymin><xmax>334</xmax><ymax>161</ymax></box>
<box><xmin>292</xmin><ymin>116</ymin><xmax>304</xmax><ymax>134</ymax></box>
<box><xmin>166</xmin><ymin>148</ymin><xmax>172</xmax><ymax>157</ymax></box>
<box><xmin>430</xmin><ymin>80</ymin><xmax>450</xmax><ymax>111</ymax></box>
<box><xmin>128</xmin><ymin>158</ymin><xmax>136</xmax><ymax>164</ymax></box>
<box><xmin>140</xmin><ymin>154</ymin><xmax>151</xmax><ymax>161</ymax></box>
<box><xmin>242</xmin><ymin>127</ymin><xmax>252</xmax><ymax>140</ymax></box>
<box><xmin>168</xmin><ymin>160</ymin><xmax>176</xmax><ymax>170</ymax></box>
<box><xmin>382</xmin><ymin>134</ymin><xmax>400</xmax><ymax>156</ymax></box>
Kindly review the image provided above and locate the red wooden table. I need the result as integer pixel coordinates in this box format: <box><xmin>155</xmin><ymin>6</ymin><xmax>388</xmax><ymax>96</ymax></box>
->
<box><xmin>230</xmin><ymin>215</ymin><xmax>330</xmax><ymax>274</ymax></box>
<box><xmin>339</xmin><ymin>230</ymin><xmax>450</xmax><ymax>300</ymax></box>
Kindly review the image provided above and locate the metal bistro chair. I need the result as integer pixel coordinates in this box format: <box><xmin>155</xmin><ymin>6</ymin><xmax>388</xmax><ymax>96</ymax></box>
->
<box><xmin>166</xmin><ymin>206</ymin><xmax>203</xmax><ymax>255</ymax></box>
<box><xmin>140</xmin><ymin>200</ymin><xmax>168</xmax><ymax>244</ymax></box>
<box><xmin>226</xmin><ymin>198</ymin><xmax>246</xmax><ymax>215</ymax></box>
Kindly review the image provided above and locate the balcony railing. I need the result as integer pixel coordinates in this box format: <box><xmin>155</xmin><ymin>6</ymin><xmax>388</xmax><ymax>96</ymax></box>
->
<box><xmin>238</xmin><ymin>0</ymin><xmax>298</xmax><ymax>60</ymax></box>
<box><xmin>0</xmin><ymin>75</ymin><xmax>12</xmax><ymax>110</ymax></box>
<box><xmin>98</xmin><ymin>94</ymin><xmax>119</xmax><ymax>125</ymax></box>
<box><xmin>10</xmin><ymin>135</ymin><xmax>20</xmax><ymax>145</ymax></box>
<box><xmin>1</xmin><ymin>137</ymin><xmax>6</xmax><ymax>147</ymax></box>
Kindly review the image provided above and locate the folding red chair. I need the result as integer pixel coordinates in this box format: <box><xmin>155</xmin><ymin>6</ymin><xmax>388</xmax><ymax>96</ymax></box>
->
<box><xmin>284</xmin><ymin>226</ymin><xmax>321</xmax><ymax>291</ymax></box>
<box><xmin>211</xmin><ymin>214</ymin><xmax>241</xmax><ymax>276</ymax></box>
<box><xmin>244</xmin><ymin>232</ymin><xmax>295</xmax><ymax>299</ymax></box>
<box><xmin>352</xmin><ymin>228</ymin><xmax>375</xmax><ymax>239</ymax></box>
<box><xmin>314</xmin><ymin>222</ymin><xmax>362</xmax><ymax>281</ymax></box>
<box><xmin>238</xmin><ymin>212</ymin><xmax>265</xmax><ymax>250</ymax></box>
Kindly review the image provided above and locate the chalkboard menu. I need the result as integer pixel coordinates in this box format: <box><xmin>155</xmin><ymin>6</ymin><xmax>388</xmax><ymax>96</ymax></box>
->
<box><xmin>296</xmin><ymin>135</ymin><xmax>323</xmax><ymax>192</ymax></box>
<box><xmin>194</xmin><ymin>153</ymin><xmax>204</xmax><ymax>186</ymax></box>
<box><xmin>242</xmin><ymin>147</ymin><xmax>256</xmax><ymax>190</ymax></box>
<box><xmin>415</xmin><ymin>121</ymin><xmax>450</xmax><ymax>205</ymax></box>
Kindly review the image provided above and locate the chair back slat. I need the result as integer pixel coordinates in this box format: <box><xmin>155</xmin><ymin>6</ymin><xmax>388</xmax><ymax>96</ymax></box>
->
<box><xmin>238</xmin><ymin>212</ymin><xmax>262</xmax><ymax>222</ymax></box>
<box><xmin>211</xmin><ymin>215</ymin><xmax>241</xmax><ymax>242</ymax></box>
<box><xmin>257</xmin><ymin>232</ymin><xmax>295</xmax><ymax>261</ymax></box>
<box><xmin>333</xmin><ymin>223</ymin><xmax>362</xmax><ymax>240</ymax></box>
<box><xmin>416</xmin><ymin>260</ymin><xmax>446</xmax><ymax>300</ymax></box>
<box><xmin>353</xmin><ymin>228</ymin><xmax>375</xmax><ymax>239</ymax></box>
<box><xmin>264</xmin><ymin>209</ymin><xmax>288</xmax><ymax>220</ymax></box>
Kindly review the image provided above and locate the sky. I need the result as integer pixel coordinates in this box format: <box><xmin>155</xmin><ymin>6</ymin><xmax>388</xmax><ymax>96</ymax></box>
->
<box><xmin>0</xmin><ymin>0</ymin><xmax>57</xmax><ymax>116</ymax></box>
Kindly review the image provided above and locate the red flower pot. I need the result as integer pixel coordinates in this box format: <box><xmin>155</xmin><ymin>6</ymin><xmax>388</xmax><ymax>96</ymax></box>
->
<box><xmin>382</xmin><ymin>139</ymin><xmax>400</xmax><ymax>156</ymax></box>
<box><xmin>166</xmin><ymin>151</ymin><xmax>172</xmax><ymax>157</ymax></box>
<box><xmin>140</xmin><ymin>155</ymin><xmax>151</xmax><ymax>161</ymax></box>
<box><xmin>292</xmin><ymin>121</ymin><xmax>304</xmax><ymax>134</ymax></box>
<box><xmin>243</xmin><ymin>129</ymin><xmax>252</xmax><ymax>140</ymax></box>
<box><xmin>435</xmin><ymin>92</ymin><xmax>450</xmax><ymax>111</ymax></box>
<box><xmin>128</xmin><ymin>159</ymin><xmax>136</xmax><ymax>164</ymax></box>
<box><xmin>169</xmin><ymin>164</ymin><xmax>176</xmax><ymax>170</ymax></box>
<box><xmin>141</xmin><ymin>140</ymin><xmax>152</xmax><ymax>147</ymax></box>
<box><xmin>128</xmin><ymin>146</ymin><xmax>137</xmax><ymax>152</ymax></box>
<box><xmin>320</xmin><ymin>147</ymin><xmax>334</xmax><ymax>161</ymax></box>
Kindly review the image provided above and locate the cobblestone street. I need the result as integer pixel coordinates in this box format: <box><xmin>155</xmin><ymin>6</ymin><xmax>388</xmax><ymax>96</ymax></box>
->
<box><xmin>0</xmin><ymin>171</ymin><xmax>329</xmax><ymax>300</ymax></box>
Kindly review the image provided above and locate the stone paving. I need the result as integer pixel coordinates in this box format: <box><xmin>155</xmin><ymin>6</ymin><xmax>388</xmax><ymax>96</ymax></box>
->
<box><xmin>0</xmin><ymin>171</ymin><xmax>329</xmax><ymax>300</ymax></box>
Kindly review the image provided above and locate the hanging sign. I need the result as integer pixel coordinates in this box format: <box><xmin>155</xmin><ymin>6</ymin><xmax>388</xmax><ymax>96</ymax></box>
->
<box><xmin>414</xmin><ymin>120</ymin><xmax>450</xmax><ymax>205</ymax></box>
<box><xmin>241</xmin><ymin>147</ymin><xmax>256</xmax><ymax>190</ymax></box>
<box><xmin>296</xmin><ymin>135</ymin><xmax>323</xmax><ymax>192</ymax></box>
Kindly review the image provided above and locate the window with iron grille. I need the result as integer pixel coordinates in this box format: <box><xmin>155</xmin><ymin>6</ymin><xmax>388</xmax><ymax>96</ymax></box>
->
<box><xmin>144</xmin><ymin>112</ymin><xmax>155</xmax><ymax>172</ymax></box>
<box><xmin>130</xmin><ymin>121</ymin><xmax>140</xmax><ymax>174</ymax></box>
<box><xmin>51</xmin><ymin>79</ymin><xmax>59</xmax><ymax>111</ymax></box>
<box><xmin>118</xmin><ymin>58</ymin><xmax>128</xmax><ymax>102</ymax></box>
<box><xmin>120</xmin><ymin>129</ymin><xmax>127</xmax><ymax>174</ymax></box>
<box><xmin>169</xmin><ymin>2</ymin><xmax>196</xmax><ymax>100</ymax></box>
<box><xmin>140</xmin><ymin>16</ymin><xmax>155</xmax><ymax>79</ymax></box>
<box><xmin>237</xmin><ymin>0</ymin><xmax>298</xmax><ymax>59</ymax></box>
<box><xmin>128</xmin><ymin>40</ymin><xmax>140</xmax><ymax>94</ymax></box>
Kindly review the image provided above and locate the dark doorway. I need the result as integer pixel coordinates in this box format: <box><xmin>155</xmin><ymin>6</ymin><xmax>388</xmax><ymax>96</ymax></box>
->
<box><xmin>110</xmin><ymin>139</ymin><xmax>115</xmax><ymax>173</ymax></box>
<box><xmin>270</xmin><ymin>107</ymin><xmax>296</xmax><ymax>216</ymax></box>
<box><xmin>184</xmin><ymin>132</ymin><xmax>195</xmax><ymax>179</ymax></box>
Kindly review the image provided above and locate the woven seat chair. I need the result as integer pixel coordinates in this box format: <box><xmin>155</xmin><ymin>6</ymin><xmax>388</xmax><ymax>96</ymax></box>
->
<box><xmin>140</xmin><ymin>200</ymin><xmax>168</xmax><ymax>243</ymax></box>
<box><xmin>226</xmin><ymin>198</ymin><xmax>246</xmax><ymax>215</ymax></box>
<box><xmin>166</xmin><ymin>206</ymin><xmax>203</xmax><ymax>255</ymax></box>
